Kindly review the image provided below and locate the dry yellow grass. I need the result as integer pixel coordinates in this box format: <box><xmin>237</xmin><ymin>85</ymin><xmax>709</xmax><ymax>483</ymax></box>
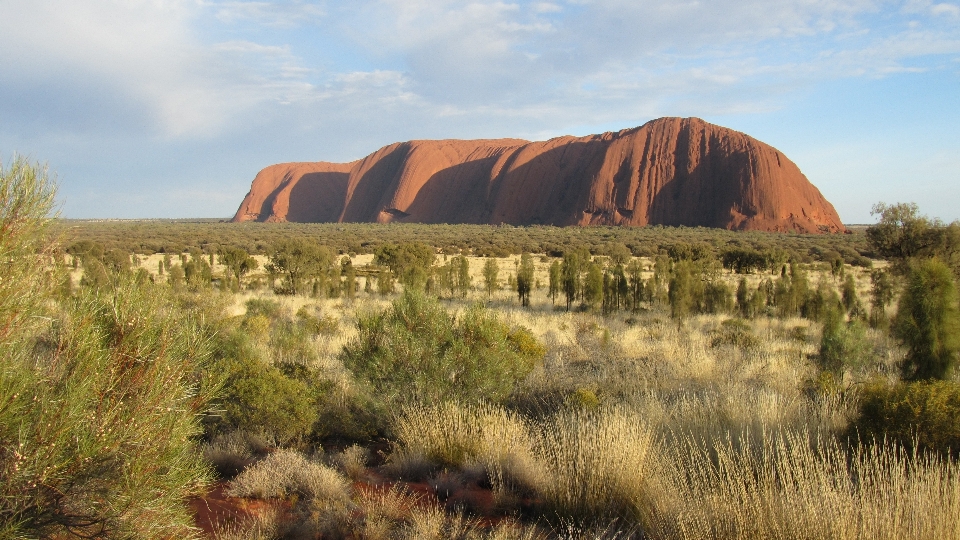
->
<box><xmin>644</xmin><ymin>431</ymin><xmax>960</xmax><ymax>540</ymax></box>
<box><xmin>392</xmin><ymin>402</ymin><xmax>546</xmax><ymax>494</ymax></box>
<box><xmin>210</xmin><ymin>254</ymin><xmax>935</xmax><ymax>538</ymax></box>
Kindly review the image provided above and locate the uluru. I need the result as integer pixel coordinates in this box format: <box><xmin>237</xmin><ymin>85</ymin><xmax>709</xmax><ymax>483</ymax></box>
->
<box><xmin>233</xmin><ymin>117</ymin><xmax>846</xmax><ymax>234</ymax></box>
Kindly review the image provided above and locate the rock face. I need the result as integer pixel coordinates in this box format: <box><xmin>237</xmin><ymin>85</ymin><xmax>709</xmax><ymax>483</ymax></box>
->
<box><xmin>233</xmin><ymin>117</ymin><xmax>845</xmax><ymax>233</ymax></box>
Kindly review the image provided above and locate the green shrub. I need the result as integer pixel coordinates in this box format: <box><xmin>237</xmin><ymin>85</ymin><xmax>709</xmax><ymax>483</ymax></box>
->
<box><xmin>340</xmin><ymin>292</ymin><xmax>543</xmax><ymax>430</ymax></box>
<box><xmin>819</xmin><ymin>306</ymin><xmax>871</xmax><ymax>375</ymax></box>
<box><xmin>852</xmin><ymin>380</ymin><xmax>960</xmax><ymax>456</ymax></box>
<box><xmin>0</xmin><ymin>158</ymin><xmax>219</xmax><ymax>538</ymax></box>
<box><xmin>2</xmin><ymin>282</ymin><xmax>220</xmax><ymax>538</ymax></box>
<box><xmin>702</xmin><ymin>280</ymin><xmax>733</xmax><ymax>314</ymax></box>
<box><xmin>245</xmin><ymin>297</ymin><xmax>283</xmax><ymax>319</ymax></box>
<box><xmin>296</xmin><ymin>305</ymin><xmax>339</xmax><ymax>336</ymax></box>
<box><xmin>893</xmin><ymin>257</ymin><xmax>960</xmax><ymax>380</ymax></box>
<box><xmin>269</xmin><ymin>319</ymin><xmax>320</xmax><ymax>365</ymax></box>
<box><xmin>210</xmin><ymin>333</ymin><xmax>318</xmax><ymax>444</ymax></box>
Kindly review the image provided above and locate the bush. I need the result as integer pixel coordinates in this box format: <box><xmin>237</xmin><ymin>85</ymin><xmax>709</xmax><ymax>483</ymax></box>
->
<box><xmin>893</xmin><ymin>257</ymin><xmax>960</xmax><ymax>380</ymax></box>
<box><xmin>852</xmin><ymin>380</ymin><xmax>960</xmax><ymax>456</ymax></box>
<box><xmin>228</xmin><ymin>449</ymin><xmax>348</xmax><ymax>501</ymax></box>
<box><xmin>709</xmin><ymin>318</ymin><xmax>760</xmax><ymax>350</ymax></box>
<box><xmin>213</xmin><ymin>344</ymin><xmax>319</xmax><ymax>444</ymax></box>
<box><xmin>340</xmin><ymin>292</ymin><xmax>544</xmax><ymax>429</ymax></box>
<box><xmin>819</xmin><ymin>306</ymin><xmax>872</xmax><ymax>375</ymax></box>
<box><xmin>1</xmin><ymin>282</ymin><xmax>220</xmax><ymax>538</ymax></box>
<box><xmin>0</xmin><ymin>158</ymin><xmax>219</xmax><ymax>538</ymax></box>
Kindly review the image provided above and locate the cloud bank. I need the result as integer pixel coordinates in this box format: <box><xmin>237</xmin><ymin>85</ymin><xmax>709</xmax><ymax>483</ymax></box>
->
<box><xmin>1</xmin><ymin>0</ymin><xmax>958</xmax><ymax>220</ymax></box>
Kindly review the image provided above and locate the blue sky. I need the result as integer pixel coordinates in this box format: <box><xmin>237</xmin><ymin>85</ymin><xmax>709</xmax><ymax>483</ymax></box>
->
<box><xmin>1</xmin><ymin>0</ymin><xmax>958</xmax><ymax>223</ymax></box>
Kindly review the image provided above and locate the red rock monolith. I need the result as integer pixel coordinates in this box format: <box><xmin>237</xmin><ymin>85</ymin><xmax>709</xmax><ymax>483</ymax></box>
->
<box><xmin>233</xmin><ymin>117</ymin><xmax>846</xmax><ymax>233</ymax></box>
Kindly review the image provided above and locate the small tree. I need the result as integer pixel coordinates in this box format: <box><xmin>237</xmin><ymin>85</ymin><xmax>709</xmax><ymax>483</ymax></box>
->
<box><xmin>374</xmin><ymin>242</ymin><xmax>435</xmax><ymax>292</ymax></box>
<box><xmin>668</xmin><ymin>260</ymin><xmax>697</xmax><ymax>325</ymax></box>
<box><xmin>548</xmin><ymin>260</ymin><xmax>561</xmax><ymax>305</ymax></box>
<box><xmin>736</xmin><ymin>277</ymin><xmax>750</xmax><ymax>317</ymax></box>
<box><xmin>869</xmin><ymin>268</ymin><xmax>895</xmax><ymax>328</ymax></box>
<box><xmin>561</xmin><ymin>251</ymin><xmax>584</xmax><ymax>310</ymax></box>
<box><xmin>377</xmin><ymin>267</ymin><xmax>395</xmax><ymax>296</ymax></box>
<box><xmin>219</xmin><ymin>246</ymin><xmax>258</xmax><ymax>287</ymax></box>
<box><xmin>841</xmin><ymin>273</ymin><xmax>861</xmax><ymax>317</ymax></box>
<box><xmin>893</xmin><ymin>258</ymin><xmax>960</xmax><ymax>380</ymax></box>
<box><xmin>268</xmin><ymin>239</ymin><xmax>332</xmax><ymax>295</ymax></box>
<box><xmin>455</xmin><ymin>254</ymin><xmax>471</xmax><ymax>298</ymax></box>
<box><xmin>867</xmin><ymin>202</ymin><xmax>939</xmax><ymax>262</ymax></box>
<box><xmin>583</xmin><ymin>261</ymin><xmax>603</xmax><ymax>310</ymax></box>
<box><xmin>819</xmin><ymin>302</ymin><xmax>871</xmax><ymax>375</ymax></box>
<box><xmin>483</xmin><ymin>258</ymin><xmax>499</xmax><ymax>297</ymax></box>
<box><xmin>342</xmin><ymin>256</ymin><xmax>356</xmax><ymax>300</ymax></box>
<box><xmin>606</xmin><ymin>242</ymin><xmax>632</xmax><ymax>266</ymax></box>
<box><xmin>516</xmin><ymin>253</ymin><xmax>535</xmax><ymax>307</ymax></box>
<box><xmin>625</xmin><ymin>260</ymin><xmax>644</xmax><ymax>312</ymax></box>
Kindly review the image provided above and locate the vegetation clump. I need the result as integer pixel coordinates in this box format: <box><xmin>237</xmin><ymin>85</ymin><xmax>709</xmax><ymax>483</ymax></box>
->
<box><xmin>341</xmin><ymin>292</ymin><xmax>544</xmax><ymax>431</ymax></box>
<box><xmin>0</xmin><ymin>158</ymin><xmax>218</xmax><ymax>539</ymax></box>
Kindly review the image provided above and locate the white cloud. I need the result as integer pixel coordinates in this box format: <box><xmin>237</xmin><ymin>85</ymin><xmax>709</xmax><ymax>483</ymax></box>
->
<box><xmin>0</xmin><ymin>0</ymin><xmax>331</xmax><ymax>138</ymax></box>
<box><xmin>2</xmin><ymin>0</ymin><xmax>960</xmax><ymax>218</ymax></box>
<box><xmin>209</xmin><ymin>0</ymin><xmax>325</xmax><ymax>27</ymax></box>
<box><xmin>931</xmin><ymin>3</ymin><xmax>960</xmax><ymax>16</ymax></box>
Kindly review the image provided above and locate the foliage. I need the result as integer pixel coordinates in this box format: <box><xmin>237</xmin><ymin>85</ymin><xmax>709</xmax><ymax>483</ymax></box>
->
<box><xmin>867</xmin><ymin>202</ymin><xmax>959</xmax><ymax>266</ymax></box>
<box><xmin>869</xmin><ymin>268</ymin><xmax>895</xmax><ymax>328</ymax></box>
<box><xmin>340</xmin><ymin>292</ymin><xmax>544</xmax><ymax>430</ymax></box>
<box><xmin>438</xmin><ymin>254</ymin><xmax>470</xmax><ymax>298</ymax></box>
<box><xmin>374</xmin><ymin>242</ymin><xmax>435</xmax><ymax>291</ymax></box>
<box><xmin>721</xmin><ymin>247</ymin><xmax>768</xmax><ymax>274</ymax></box>
<box><xmin>560</xmin><ymin>250</ymin><xmax>587</xmax><ymax>310</ymax></box>
<box><xmin>893</xmin><ymin>257</ymin><xmax>960</xmax><ymax>380</ymax></box>
<box><xmin>841</xmin><ymin>273</ymin><xmax>860</xmax><ymax>315</ymax></box>
<box><xmin>702</xmin><ymin>280</ymin><xmax>733</xmax><ymax>314</ymax></box>
<box><xmin>267</xmin><ymin>238</ymin><xmax>333</xmax><ymax>295</ymax></box>
<box><xmin>58</xmin><ymin>220</ymin><xmax>871</xmax><ymax>265</ymax></box>
<box><xmin>668</xmin><ymin>260</ymin><xmax>700</xmax><ymax>323</ymax></box>
<box><xmin>819</xmin><ymin>304</ymin><xmax>872</xmax><ymax>375</ymax></box>
<box><xmin>483</xmin><ymin>257</ymin><xmax>499</xmax><ymax>297</ymax></box>
<box><xmin>219</xmin><ymin>246</ymin><xmax>258</xmax><ymax>286</ymax></box>
<box><xmin>1</xmin><ymin>282</ymin><xmax>219</xmax><ymax>538</ymax></box>
<box><xmin>582</xmin><ymin>260</ymin><xmax>603</xmax><ymax>310</ymax></box>
<box><xmin>852</xmin><ymin>380</ymin><xmax>960</xmax><ymax>456</ymax></box>
<box><xmin>208</xmin><ymin>314</ymin><xmax>321</xmax><ymax>444</ymax></box>
<box><xmin>773</xmin><ymin>262</ymin><xmax>810</xmax><ymax>318</ymax></box>
<box><xmin>516</xmin><ymin>253</ymin><xmax>535</xmax><ymax>307</ymax></box>
<box><xmin>602</xmin><ymin>263</ymin><xmax>629</xmax><ymax>315</ymax></box>
<box><xmin>0</xmin><ymin>158</ymin><xmax>215</xmax><ymax>538</ymax></box>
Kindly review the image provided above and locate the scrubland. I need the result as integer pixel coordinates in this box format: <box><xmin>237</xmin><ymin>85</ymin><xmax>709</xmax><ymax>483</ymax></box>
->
<box><xmin>5</xmin><ymin>159</ymin><xmax>960</xmax><ymax>539</ymax></box>
<box><xmin>185</xmin><ymin>259</ymin><xmax>958</xmax><ymax>540</ymax></box>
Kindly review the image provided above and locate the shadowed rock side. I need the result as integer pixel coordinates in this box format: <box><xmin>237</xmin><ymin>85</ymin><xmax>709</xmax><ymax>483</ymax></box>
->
<box><xmin>233</xmin><ymin>117</ymin><xmax>846</xmax><ymax>233</ymax></box>
<box><xmin>233</xmin><ymin>161</ymin><xmax>356</xmax><ymax>223</ymax></box>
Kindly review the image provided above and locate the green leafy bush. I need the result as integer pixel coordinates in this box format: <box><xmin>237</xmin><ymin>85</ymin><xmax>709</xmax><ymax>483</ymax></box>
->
<box><xmin>852</xmin><ymin>380</ymin><xmax>960</xmax><ymax>456</ymax></box>
<box><xmin>893</xmin><ymin>257</ymin><xmax>960</xmax><ymax>380</ymax></box>
<box><xmin>1</xmin><ymin>282</ymin><xmax>220</xmax><ymax>538</ymax></box>
<box><xmin>0</xmin><ymin>158</ymin><xmax>219</xmax><ymax>538</ymax></box>
<box><xmin>208</xmin><ymin>332</ymin><xmax>319</xmax><ymax>444</ymax></box>
<box><xmin>340</xmin><ymin>292</ymin><xmax>544</xmax><ymax>430</ymax></box>
<box><xmin>819</xmin><ymin>306</ymin><xmax>872</xmax><ymax>375</ymax></box>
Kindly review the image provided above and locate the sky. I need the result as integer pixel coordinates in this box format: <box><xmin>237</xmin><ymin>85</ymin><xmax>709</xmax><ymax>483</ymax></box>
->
<box><xmin>1</xmin><ymin>0</ymin><xmax>958</xmax><ymax>223</ymax></box>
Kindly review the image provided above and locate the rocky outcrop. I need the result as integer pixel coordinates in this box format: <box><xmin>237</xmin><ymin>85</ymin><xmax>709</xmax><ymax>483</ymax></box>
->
<box><xmin>233</xmin><ymin>117</ymin><xmax>846</xmax><ymax>233</ymax></box>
